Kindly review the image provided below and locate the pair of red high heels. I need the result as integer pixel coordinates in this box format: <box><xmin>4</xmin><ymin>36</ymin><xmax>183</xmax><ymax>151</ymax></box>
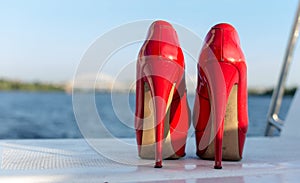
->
<box><xmin>135</xmin><ymin>20</ymin><xmax>248</xmax><ymax>169</ymax></box>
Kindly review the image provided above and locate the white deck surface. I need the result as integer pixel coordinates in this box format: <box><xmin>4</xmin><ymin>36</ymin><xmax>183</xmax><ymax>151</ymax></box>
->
<box><xmin>1</xmin><ymin>88</ymin><xmax>299</xmax><ymax>182</ymax></box>
<box><xmin>0</xmin><ymin>137</ymin><xmax>300</xmax><ymax>183</ymax></box>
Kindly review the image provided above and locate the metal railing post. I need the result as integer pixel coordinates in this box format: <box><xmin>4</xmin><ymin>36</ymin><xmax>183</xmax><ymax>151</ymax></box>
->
<box><xmin>265</xmin><ymin>1</ymin><xmax>300</xmax><ymax>136</ymax></box>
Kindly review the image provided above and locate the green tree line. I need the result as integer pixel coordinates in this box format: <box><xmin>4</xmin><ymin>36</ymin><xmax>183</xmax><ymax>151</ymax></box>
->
<box><xmin>0</xmin><ymin>79</ymin><xmax>64</xmax><ymax>92</ymax></box>
<box><xmin>0</xmin><ymin>78</ymin><xmax>297</xmax><ymax>95</ymax></box>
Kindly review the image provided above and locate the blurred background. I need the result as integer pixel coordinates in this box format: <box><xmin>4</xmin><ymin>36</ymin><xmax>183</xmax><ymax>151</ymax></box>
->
<box><xmin>0</xmin><ymin>0</ymin><xmax>299</xmax><ymax>139</ymax></box>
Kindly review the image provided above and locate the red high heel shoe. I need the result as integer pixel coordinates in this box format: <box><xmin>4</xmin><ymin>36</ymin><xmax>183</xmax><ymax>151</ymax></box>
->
<box><xmin>193</xmin><ymin>23</ymin><xmax>248</xmax><ymax>169</ymax></box>
<box><xmin>135</xmin><ymin>20</ymin><xmax>190</xmax><ymax>168</ymax></box>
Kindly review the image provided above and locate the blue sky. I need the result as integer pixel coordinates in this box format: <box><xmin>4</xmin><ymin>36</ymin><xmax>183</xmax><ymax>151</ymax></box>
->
<box><xmin>0</xmin><ymin>0</ymin><xmax>299</xmax><ymax>88</ymax></box>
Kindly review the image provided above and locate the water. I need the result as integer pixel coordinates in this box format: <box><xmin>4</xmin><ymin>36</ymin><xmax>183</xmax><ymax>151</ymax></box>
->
<box><xmin>0</xmin><ymin>91</ymin><xmax>294</xmax><ymax>139</ymax></box>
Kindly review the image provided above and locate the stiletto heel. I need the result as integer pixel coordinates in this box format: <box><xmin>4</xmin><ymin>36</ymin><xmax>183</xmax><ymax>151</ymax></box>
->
<box><xmin>194</xmin><ymin>23</ymin><xmax>248</xmax><ymax>169</ymax></box>
<box><xmin>135</xmin><ymin>20</ymin><xmax>190</xmax><ymax>168</ymax></box>
<box><xmin>143</xmin><ymin>60</ymin><xmax>182</xmax><ymax>168</ymax></box>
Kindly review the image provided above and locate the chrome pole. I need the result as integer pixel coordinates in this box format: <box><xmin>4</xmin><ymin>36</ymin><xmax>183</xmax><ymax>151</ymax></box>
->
<box><xmin>265</xmin><ymin>1</ymin><xmax>300</xmax><ymax>136</ymax></box>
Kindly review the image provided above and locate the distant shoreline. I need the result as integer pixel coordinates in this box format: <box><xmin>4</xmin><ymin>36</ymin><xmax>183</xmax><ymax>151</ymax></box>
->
<box><xmin>0</xmin><ymin>79</ymin><xmax>297</xmax><ymax>96</ymax></box>
<box><xmin>247</xmin><ymin>87</ymin><xmax>296</xmax><ymax>96</ymax></box>
<box><xmin>0</xmin><ymin>79</ymin><xmax>65</xmax><ymax>92</ymax></box>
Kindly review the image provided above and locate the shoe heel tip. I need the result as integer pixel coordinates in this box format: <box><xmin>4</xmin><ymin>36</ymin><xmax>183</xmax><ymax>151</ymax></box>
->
<box><xmin>214</xmin><ymin>165</ymin><xmax>222</xmax><ymax>169</ymax></box>
<box><xmin>154</xmin><ymin>162</ymin><xmax>162</xmax><ymax>168</ymax></box>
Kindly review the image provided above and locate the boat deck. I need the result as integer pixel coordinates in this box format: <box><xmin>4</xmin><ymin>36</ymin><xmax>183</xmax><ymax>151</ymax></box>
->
<box><xmin>0</xmin><ymin>137</ymin><xmax>299</xmax><ymax>183</ymax></box>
